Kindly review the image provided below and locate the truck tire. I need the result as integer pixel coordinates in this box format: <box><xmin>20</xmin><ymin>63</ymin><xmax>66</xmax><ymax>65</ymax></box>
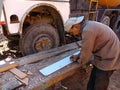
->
<box><xmin>101</xmin><ymin>16</ymin><xmax>110</xmax><ymax>26</ymax></box>
<box><xmin>20</xmin><ymin>23</ymin><xmax>60</xmax><ymax>55</ymax></box>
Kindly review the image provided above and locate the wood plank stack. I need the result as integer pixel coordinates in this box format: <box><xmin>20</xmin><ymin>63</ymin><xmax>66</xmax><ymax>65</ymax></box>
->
<box><xmin>0</xmin><ymin>42</ymin><xmax>82</xmax><ymax>90</ymax></box>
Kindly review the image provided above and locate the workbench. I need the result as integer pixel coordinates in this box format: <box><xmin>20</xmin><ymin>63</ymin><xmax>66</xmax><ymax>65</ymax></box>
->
<box><xmin>0</xmin><ymin>42</ymin><xmax>83</xmax><ymax>90</ymax></box>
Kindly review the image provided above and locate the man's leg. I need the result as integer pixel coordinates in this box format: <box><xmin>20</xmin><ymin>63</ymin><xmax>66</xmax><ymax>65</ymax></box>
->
<box><xmin>94</xmin><ymin>67</ymin><xmax>113</xmax><ymax>90</ymax></box>
<box><xmin>87</xmin><ymin>65</ymin><xmax>114</xmax><ymax>90</ymax></box>
<box><xmin>87</xmin><ymin>66</ymin><xmax>96</xmax><ymax>90</ymax></box>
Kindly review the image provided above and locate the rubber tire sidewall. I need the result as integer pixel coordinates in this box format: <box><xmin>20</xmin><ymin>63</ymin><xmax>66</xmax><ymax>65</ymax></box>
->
<box><xmin>20</xmin><ymin>23</ymin><xmax>60</xmax><ymax>55</ymax></box>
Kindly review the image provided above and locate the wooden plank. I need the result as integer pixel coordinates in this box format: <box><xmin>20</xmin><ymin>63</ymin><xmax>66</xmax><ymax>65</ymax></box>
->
<box><xmin>1</xmin><ymin>42</ymin><xmax>82</xmax><ymax>89</ymax></box>
<box><xmin>36</xmin><ymin>63</ymin><xmax>82</xmax><ymax>90</ymax></box>
<box><xmin>17</xmin><ymin>41</ymin><xmax>81</xmax><ymax>66</ymax></box>
<box><xmin>0</xmin><ymin>42</ymin><xmax>81</xmax><ymax>73</ymax></box>
<box><xmin>1</xmin><ymin>79</ymin><xmax>23</xmax><ymax>90</ymax></box>
<box><xmin>1</xmin><ymin>49</ymin><xmax>79</xmax><ymax>90</ymax></box>
<box><xmin>15</xmin><ymin>76</ymin><xmax>29</xmax><ymax>85</ymax></box>
<box><xmin>32</xmin><ymin>55</ymin><xmax>82</xmax><ymax>90</ymax></box>
<box><xmin>10</xmin><ymin>68</ymin><xmax>27</xmax><ymax>79</ymax></box>
<box><xmin>0</xmin><ymin>60</ymin><xmax>18</xmax><ymax>72</ymax></box>
<box><xmin>22</xmin><ymin>49</ymin><xmax>81</xmax><ymax>90</ymax></box>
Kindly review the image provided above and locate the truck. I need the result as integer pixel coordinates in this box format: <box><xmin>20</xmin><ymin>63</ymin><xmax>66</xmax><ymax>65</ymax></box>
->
<box><xmin>0</xmin><ymin>0</ymin><xmax>70</xmax><ymax>55</ymax></box>
<box><xmin>0</xmin><ymin>0</ymin><xmax>120</xmax><ymax>56</ymax></box>
<box><xmin>70</xmin><ymin>0</ymin><xmax>120</xmax><ymax>38</ymax></box>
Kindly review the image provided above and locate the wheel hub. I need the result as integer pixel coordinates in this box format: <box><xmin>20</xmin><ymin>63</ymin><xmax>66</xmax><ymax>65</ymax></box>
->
<box><xmin>34</xmin><ymin>35</ymin><xmax>53</xmax><ymax>52</ymax></box>
<box><xmin>20</xmin><ymin>23</ymin><xmax>60</xmax><ymax>55</ymax></box>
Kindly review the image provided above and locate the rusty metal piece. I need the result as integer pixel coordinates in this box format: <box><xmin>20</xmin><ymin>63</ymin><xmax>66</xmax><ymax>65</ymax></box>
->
<box><xmin>34</xmin><ymin>35</ymin><xmax>53</xmax><ymax>52</ymax></box>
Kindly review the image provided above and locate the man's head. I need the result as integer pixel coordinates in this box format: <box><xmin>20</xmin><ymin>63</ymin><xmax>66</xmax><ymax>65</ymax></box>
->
<box><xmin>64</xmin><ymin>16</ymin><xmax>84</xmax><ymax>37</ymax></box>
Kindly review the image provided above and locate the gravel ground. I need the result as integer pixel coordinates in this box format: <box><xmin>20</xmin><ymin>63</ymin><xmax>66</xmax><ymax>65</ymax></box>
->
<box><xmin>108</xmin><ymin>70</ymin><xmax>120</xmax><ymax>90</ymax></box>
<box><xmin>48</xmin><ymin>66</ymin><xmax>120</xmax><ymax>90</ymax></box>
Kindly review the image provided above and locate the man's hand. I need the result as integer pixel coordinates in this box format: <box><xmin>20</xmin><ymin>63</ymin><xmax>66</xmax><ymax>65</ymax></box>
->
<box><xmin>70</xmin><ymin>54</ymin><xmax>80</xmax><ymax>62</ymax></box>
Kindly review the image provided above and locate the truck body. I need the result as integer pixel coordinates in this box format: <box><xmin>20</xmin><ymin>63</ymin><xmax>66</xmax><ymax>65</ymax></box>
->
<box><xmin>3</xmin><ymin>0</ymin><xmax>69</xmax><ymax>34</ymax></box>
<box><xmin>70</xmin><ymin>0</ymin><xmax>120</xmax><ymax>38</ymax></box>
<box><xmin>0</xmin><ymin>0</ymin><xmax>70</xmax><ymax>55</ymax></box>
<box><xmin>0</xmin><ymin>0</ymin><xmax>120</xmax><ymax>55</ymax></box>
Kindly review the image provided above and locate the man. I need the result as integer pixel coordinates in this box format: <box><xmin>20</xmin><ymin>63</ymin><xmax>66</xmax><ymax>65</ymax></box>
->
<box><xmin>64</xmin><ymin>16</ymin><xmax>120</xmax><ymax>90</ymax></box>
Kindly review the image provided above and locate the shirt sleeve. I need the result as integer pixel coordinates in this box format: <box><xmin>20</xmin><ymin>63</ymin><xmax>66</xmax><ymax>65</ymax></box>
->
<box><xmin>77</xmin><ymin>30</ymin><xmax>95</xmax><ymax>65</ymax></box>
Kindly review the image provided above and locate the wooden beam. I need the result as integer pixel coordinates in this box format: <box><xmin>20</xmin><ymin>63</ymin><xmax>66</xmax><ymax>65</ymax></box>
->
<box><xmin>1</xmin><ymin>49</ymin><xmax>80</xmax><ymax>90</ymax></box>
<box><xmin>17</xmin><ymin>41</ymin><xmax>81</xmax><ymax>66</ymax></box>
<box><xmin>0</xmin><ymin>41</ymin><xmax>81</xmax><ymax>73</ymax></box>
<box><xmin>33</xmin><ymin>62</ymin><xmax>82</xmax><ymax>90</ymax></box>
<box><xmin>32</xmin><ymin>64</ymin><xmax>82</xmax><ymax>90</ymax></box>
<box><xmin>21</xmin><ymin>49</ymin><xmax>81</xmax><ymax>90</ymax></box>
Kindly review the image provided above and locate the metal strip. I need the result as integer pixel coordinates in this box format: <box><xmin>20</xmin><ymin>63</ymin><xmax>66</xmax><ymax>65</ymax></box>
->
<box><xmin>39</xmin><ymin>51</ymin><xmax>80</xmax><ymax>76</ymax></box>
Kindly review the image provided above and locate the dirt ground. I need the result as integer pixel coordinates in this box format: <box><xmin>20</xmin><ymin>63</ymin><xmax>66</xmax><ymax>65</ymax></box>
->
<box><xmin>48</xmin><ymin>67</ymin><xmax>120</xmax><ymax>90</ymax></box>
<box><xmin>0</xmin><ymin>27</ymin><xmax>120</xmax><ymax>90</ymax></box>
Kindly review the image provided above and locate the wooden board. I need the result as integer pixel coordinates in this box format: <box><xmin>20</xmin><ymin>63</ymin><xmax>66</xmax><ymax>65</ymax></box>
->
<box><xmin>0</xmin><ymin>60</ymin><xmax>18</xmax><ymax>73</ymax></box>
<box><xmin>1</xmin><ymin>49</ymin><xmax>82</xmax><ymax>90</ymax></box>
<box><xmin>0</xmin><ymin>41</ymin><xmax>81</xmax><ymax>73</ymax></box>
<box><xmin>10</xmin><ymin>68</ymin><xmax>27</xmax><ymax>79</ymax></box>
<box><xmin>1</xmin><ymin>79</ymin><xmax>23</xmax><ymax>90</ymax></box>
<box><xmin>15</xmin><ymin>76</ymin><xmax>29</xmax><ymax>85</ymax></box>
<box><xmin>16</xmin><ymin>41</ymin><xmax>81</xmax><ymax>66</ymax></box>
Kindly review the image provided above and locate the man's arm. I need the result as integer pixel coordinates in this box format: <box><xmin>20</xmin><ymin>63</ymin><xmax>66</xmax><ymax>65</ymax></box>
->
<box><xmin>77</xmin><ymin>30</ymin><xmax>95</xmax><ymax>65</ymax></box>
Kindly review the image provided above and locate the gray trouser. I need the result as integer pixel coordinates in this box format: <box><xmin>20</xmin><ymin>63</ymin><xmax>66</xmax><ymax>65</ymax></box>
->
<box><xmin>87</xmin><ymin>65</ymin><xmax>114</xmax><ymax>90</ymax></box>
